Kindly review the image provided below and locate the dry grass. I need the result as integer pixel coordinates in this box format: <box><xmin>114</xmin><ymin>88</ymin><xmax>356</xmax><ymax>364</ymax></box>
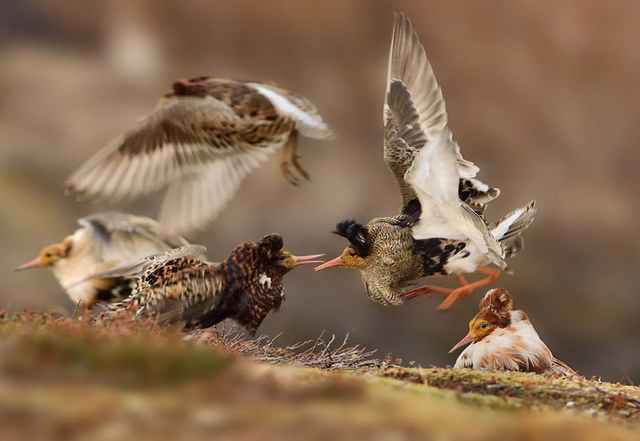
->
<box><xmin>0</xmin><ymin>311</ymin><xmax>640</xmax><ymax>440</ymax></box>
<box><xmin>191</xmin><ymin>325</ymin><xmax>383</xmax><ymax>371</ymax></box>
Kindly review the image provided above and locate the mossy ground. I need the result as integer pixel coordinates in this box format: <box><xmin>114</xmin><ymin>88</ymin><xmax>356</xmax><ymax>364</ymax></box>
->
<box><xmin>0</xmin><ymin>311</ymin><xmax>639</xmax><ymax>440</ymax></box>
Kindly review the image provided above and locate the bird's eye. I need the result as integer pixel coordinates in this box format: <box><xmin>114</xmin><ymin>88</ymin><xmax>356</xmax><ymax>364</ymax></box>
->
<box><xmin>479</xmin><ymin>323</ymin><xmax>488</xmax><ymax>329</ymax></box>
<box><xmin>279</xmin><ymin>255</ymin><xmax>286</xmax><ymax>261</ymax></box>
<box><xmin>348</xmin><ymin>251</ymin><xmax>356</xmax><ymax>257</ymax></box>
<box><xmin>44</xmin><ymin>253</ymin><xmax>52</xmax><ymax>258</ymax></box>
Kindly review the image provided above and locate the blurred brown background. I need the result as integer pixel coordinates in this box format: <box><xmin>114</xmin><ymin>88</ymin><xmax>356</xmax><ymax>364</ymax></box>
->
<box><xmin>1</xmin><ymin>0</ymin><xmax>639</xmax><ymax>382</ymax></box>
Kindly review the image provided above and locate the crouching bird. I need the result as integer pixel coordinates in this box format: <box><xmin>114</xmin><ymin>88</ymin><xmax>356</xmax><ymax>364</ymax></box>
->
<box><xmin>65</xmin><ymin>76</ymin><xmax>332</xmax><ymax>236</ymax></box>
<box><xmin>107</xmin><ymin>234</ymin><xmax>323</xmax><ymax>335</ymax></box>
<box><xmin>315</xmin><ymin>13</ymin><xmax>535</xmax><ymax>310</ymax></box>
<box><xmin>449</xmin><ymin>289</ymin><xmax>553</xmax><ymax>372</ymax></box>
<box><xmin>15</xmin><ymin>212</ymin><xmax>189</xmax><ymax>308</ymax></box>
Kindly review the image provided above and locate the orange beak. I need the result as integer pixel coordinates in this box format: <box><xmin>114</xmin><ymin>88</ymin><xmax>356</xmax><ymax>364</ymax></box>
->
<box><xmin>314</xmin><ymin>256</ymin><xmax>344</xmax><ymax>271</ymax></box>
<box><xmin>449</xmin><ymin>332</ymin><xmax>473</xmax><ymax>353</ymax></box>
<box><xmin>292</xmin><ymin>254</ymin><xmax>325</xmax><ymax>266</ymax></box>
<box><xmin>15</xmin><ymin>258</ymin><xmax>44</xmax><ymax>271</ymax></box>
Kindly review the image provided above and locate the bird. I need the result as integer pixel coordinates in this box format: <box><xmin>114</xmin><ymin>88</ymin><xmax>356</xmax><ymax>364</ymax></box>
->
<box><xmin>315</xmin><ymin>13</ymin><xmax>536</xmax><ymax>311</ymax></box>
<box><xmin>15</xmin><ymin>212</ymin><xmax>189</xmax><ymax>308</ymax></box>
<box><xmin>449</xmin><ymin>288</ymin><xmax>553</xmax><ymax>372</ymax></box>
<box><xmin>64</xmin><ymin>76</ymin><xmax>332</xmax><ymax>236</ymax></box>
<box><xmin>106</xmin><ymin>234</ymin><xmax>323</xmax><ymax>335</ymax></box>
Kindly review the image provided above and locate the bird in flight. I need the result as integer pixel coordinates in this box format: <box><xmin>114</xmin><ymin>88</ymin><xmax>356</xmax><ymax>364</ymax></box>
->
<box><xmin>315</xmin><ymin>13</ymin><xmax>535</xmax><ymax>310</ymax></box>
<box><xmin>65</xmin><ymin>77</ymin><xmax>332</xmax><ymax>236</ymax></box>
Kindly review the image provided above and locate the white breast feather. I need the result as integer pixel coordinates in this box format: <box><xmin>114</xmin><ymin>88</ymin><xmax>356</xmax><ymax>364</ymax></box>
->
<box><xmin>454</xmin><ymin>312</ymin><xmax>552</xmax><ymax>371</ymax></box>
<box><xmin>258</xmin><ymin>273</ymin><xmax>272</xmax><ymax>289</ymax></box>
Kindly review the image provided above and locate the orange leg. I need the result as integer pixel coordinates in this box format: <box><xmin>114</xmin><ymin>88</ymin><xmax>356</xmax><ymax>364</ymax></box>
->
<box><xmin>436</xmin><ymin>267</ymin><xmax>501</xmax><ymax>311</ymax></box>
<box><xmin>402</xmin><ymin>273</ymin><xmax>472</xmax><ymax>300</ymax></box>
<box><xmin>402</xmin><ymin>285</ymin><xmax>454</xmax><ymax>299</ymax></box>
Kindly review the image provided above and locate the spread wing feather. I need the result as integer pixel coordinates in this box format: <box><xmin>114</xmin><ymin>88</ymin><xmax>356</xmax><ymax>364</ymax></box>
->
<box><xmin>78</xmin><ymin>212</ymin><xmax>190</xmax><ymax>264</ymax></box>
<box><xmin>384</xmin><ymin>13</ymin><xmax>498</xmax><ymax>217</ymax></box>
<box><xmin>66</xmin><ymin>95</ymin><xmax>286</xmax><ymax>236</ymax></box>
<box><xmin>387</xmin><ymin>13</ymin><xmax>507</xmax><ymax>268</ymax></box>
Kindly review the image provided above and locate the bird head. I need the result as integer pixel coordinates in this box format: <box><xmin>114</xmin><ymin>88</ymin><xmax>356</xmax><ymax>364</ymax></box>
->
<box><xmin>276</xmin><ymin>251</ymin><xmax>325</xmax><ymax>271</ymax></box>
<box><xmin>449</xmin><ymin>288</ymin><xmax>513</xmax><ymax>353</ymax></box>
<box><xmin>256</xmin><ymin>234</ymin><xmax>323</xmax><ymax>274</ymax></box>
<box><xmin>15</xmin><ymin>242</ymin><xmax>71</xmax><ymax>271</ymax></box>
<box><xmin>314</xmin><ymin>219</ymin><xmax>369</xmax><ymax>272</ymax></box>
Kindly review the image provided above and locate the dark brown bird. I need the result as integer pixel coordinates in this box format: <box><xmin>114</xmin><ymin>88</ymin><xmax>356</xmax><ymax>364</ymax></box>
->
<box><xmin>107</xmin><ymin>234</ymin><xmax>323</xmax><ymax>334</ymax></box>
<box><xmin>315</xmin><ymin>13</ymin><xmax>535</xmax><ymax>310</ymax></box>
<box><xmin>15</xmin><ymin>212</ymin><xmax>189</xmax><ymax>308</ymax></box>
<box><xmin>65</xmin><ymin>77</ymin><xmax>332</xmax><ymax>236</ymax></box>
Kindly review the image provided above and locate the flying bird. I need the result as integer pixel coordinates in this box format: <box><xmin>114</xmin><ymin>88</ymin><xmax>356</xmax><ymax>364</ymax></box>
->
<box><xmin>315</xmin><ymin>13</ymin><xmax>535</xmax><ymax>310</ymax></box>
<box><xmin>65</xmin><ymin>77</ymin><xmax>332</xmax><ymax>236</ymax></box>
<box><xmin>449</xmin><ymin>288</ymin><xmax>553</xmax><ymax>372</ymax></box>
<box><xmin>15</xmin><ymin>212</ymin><xmax>189</xmax><ymax>308</ymax></box>
<box><xmin>107</xmin><ymin>234</ymin><xmax>323</xmax><ymax>335</ymax></box>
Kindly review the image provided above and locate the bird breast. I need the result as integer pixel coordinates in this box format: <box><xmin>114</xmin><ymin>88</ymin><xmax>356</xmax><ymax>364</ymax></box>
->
<box><xmin>454</xmin><ymin>319</ymin><xmax>553</xmax><ymax>372</ymax></box>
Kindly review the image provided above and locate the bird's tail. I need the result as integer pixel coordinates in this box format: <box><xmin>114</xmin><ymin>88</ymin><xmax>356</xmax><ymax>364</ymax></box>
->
<box><xmin>489</xmin><ymin>200</ymin><xmax>536</xmax><ymax>257</ymax></box>
<box><xmin>547</xmin><ymin>357</ymin><xmax>581</xmax><ymax>379</ymax></box>
<box><xmin>459</xmin><ymin>178</ymin><xmax>500</xmax><ymax>216</ymax></box>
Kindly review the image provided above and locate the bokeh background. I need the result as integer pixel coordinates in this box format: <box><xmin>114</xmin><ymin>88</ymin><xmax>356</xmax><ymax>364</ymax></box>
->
<box><xmin>2</xmin><ymin>0</ymin><xmax>639</xmax><ymax>382</ymax></box>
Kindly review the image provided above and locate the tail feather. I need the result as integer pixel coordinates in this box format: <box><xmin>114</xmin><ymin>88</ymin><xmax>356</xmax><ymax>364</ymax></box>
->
<box><xmin>490</xmin><ymin>200</ymin><xmax>536</xmax><ymax>257</ymax></box>
<box><xmin>459</xmin><ymin>178</ymin><xmax>500</xmax><ymax>216</ymax></box>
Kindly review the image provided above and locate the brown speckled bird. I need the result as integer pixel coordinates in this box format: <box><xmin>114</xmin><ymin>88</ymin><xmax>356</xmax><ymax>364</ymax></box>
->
<box><xmin>449</xmin><ymin>289</ymin><xmax>553</xmax><ymax>373</ymax></box>
<box><xmin>65</xmin><ymin>77</ymin><xmax>332</xmax><ymax>236</ymax></box>
<box><xmin>15</xmin><ymin>212</ymin><xmax>189</xmax><ymax>308</ymax></box>
<box><xmin>108</xmin><ymin>234</ymin><xmax>323</xmax><ymax>335</ymax></box>
<box><xmin>315</xmin><ymin>13</ymin><xmax>535</xmax><ymax>310</ymax></box>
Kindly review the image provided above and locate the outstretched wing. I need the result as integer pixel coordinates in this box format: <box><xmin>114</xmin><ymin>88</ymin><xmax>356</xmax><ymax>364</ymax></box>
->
<box><xmin>384</xmin><ymin>12</ymin><xmax>498</xmax><ymax>217</ymax></box>
<box><xmin>387</xmin><ymin>13</ymin><xmax>506</xmax><ymax>268</ymax></box>
<box><xmin>66</xmin><ymin>90</ymin><xmax>285</xmax><ymax>235</ymax></box>
<box><xmin>78</xmin><ymin>212</ymin><xmax>189</xmax><ymax>264</ymax></box>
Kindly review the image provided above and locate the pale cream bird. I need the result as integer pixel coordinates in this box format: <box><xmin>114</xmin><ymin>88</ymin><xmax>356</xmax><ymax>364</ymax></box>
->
<box><xmin>65</xmin><ymin>77</ymin><xmax>332</xmax><ymax>236</ymax></box>
<box><xmin>15</xmin><ymin>212</ymin><xmax>189</xmax><ymax>308</ymax></box>
<box><xmin>450</xmin><ymin>288</ymin><xmax>554</xmax><ymax>372</ymax></box>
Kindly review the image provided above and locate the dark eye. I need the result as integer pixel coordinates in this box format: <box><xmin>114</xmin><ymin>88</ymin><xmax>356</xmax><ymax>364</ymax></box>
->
<box><xmin>44</xmin><ymin>253</ymin><xmax>52</xmax><ymax>258</ymax></box>
<box><xmin>348</xmin><ymin>251</ymin><xmax>356</xmax><ymax>257</ymax></box>
<box><xmin>279</xmin><ymin>255</ymin><xmax>286</xmax><ymax>261</ymax></box>
<box><xmin>479</xmin><ymin>323</ymin><xmax>488</xmax><ymax>329</ymax></box>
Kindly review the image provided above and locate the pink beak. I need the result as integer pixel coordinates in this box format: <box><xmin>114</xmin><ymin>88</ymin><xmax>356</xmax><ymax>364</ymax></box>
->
<box><xmin>449</xmin><ymin>332</ymin><xmax>473</xmax><ymax>353</ymax></box>
<box><xmin>314</xmin><ymin>255</ymin><xmax>344</xmax><ymax>271</ymax></box>
<box><xmin>292</xmin><ymin>254</ymin><xmax>325</xmax><ymax>266</ymax></box>
<box><xmin>15</xmin><ymin>258</ymin><xmax>44</xmax><ymax>271</ymax></box>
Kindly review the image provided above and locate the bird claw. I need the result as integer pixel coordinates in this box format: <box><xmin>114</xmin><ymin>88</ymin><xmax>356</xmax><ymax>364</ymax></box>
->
<box><xmin>280</xmin><ymin>161</ymin><xmax>301</xmax><ymax>186</ymax></box>
<box><xmin>281</xmin><ymin>156</ymin><xmax>309</xmax><ymax>186</ymax></box>
<box><xmin>292</xmin><ymin>154</ymin><xmax>310</xmax><ymax>181</ymax></box>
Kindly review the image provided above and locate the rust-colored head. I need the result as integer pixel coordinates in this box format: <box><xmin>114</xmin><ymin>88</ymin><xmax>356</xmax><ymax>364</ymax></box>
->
<box><xmin>15</xmin><ymin>241</ymin><xmax>72</xmax><ymax>271</ymax></box>
<box><xmin>449</xmin><ymin>288</ymin><xmax>513</xmax><ymax>353</ymax></box>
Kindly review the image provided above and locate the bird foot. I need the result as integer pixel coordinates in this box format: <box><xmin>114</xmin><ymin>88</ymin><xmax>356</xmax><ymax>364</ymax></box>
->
<box><xmin>280</xmin><ymin>160</ymin><xmax>301</xmax><ymax>186</ymax></box>
<box><xmin>280</xmin><ymin>155</ymin><xmax>309</xmax><ymax>186</ymax></box>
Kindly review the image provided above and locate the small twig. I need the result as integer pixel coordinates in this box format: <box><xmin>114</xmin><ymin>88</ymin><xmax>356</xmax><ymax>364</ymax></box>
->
<box><xmin>71</xmin><ymin>300</ymin><xmax>82</xmax><ymax>319</ymax></box>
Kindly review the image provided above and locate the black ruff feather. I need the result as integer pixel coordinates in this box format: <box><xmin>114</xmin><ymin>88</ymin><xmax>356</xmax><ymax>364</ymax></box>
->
<box><xmin>333</xmin><ymin>219</ymin><xmax>370</xmax><ymax>256</ymax></box>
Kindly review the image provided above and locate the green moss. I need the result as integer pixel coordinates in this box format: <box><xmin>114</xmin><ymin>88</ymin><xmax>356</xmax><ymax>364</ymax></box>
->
<box><xmin>0</xmin><ymin>311</ymin><xmax>235</xmax><ymax>387</ymax></box>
